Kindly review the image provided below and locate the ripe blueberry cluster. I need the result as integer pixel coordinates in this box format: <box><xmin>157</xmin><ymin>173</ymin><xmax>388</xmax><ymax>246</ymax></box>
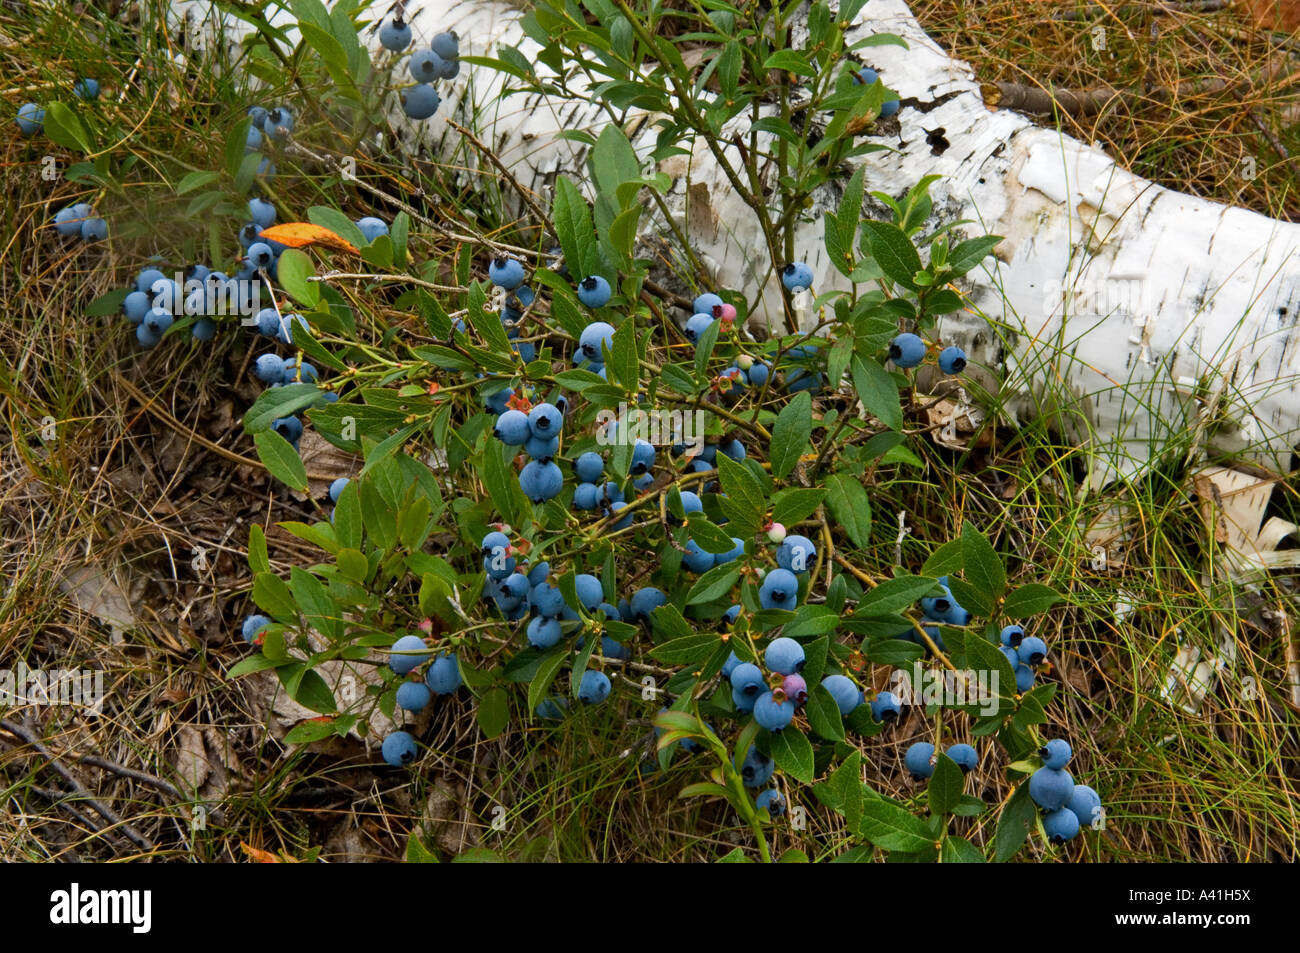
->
<box><xmin>399</xmin><ymin>29</ymin><xmax>461</xmax><ymax>120</ymax></box>
<box><xmin>903</xmin><ymin>740</ymin><xmax>979</xmax><ymax>780</ymax></box>
<box><xmin>377</xmin><ymin>634</ymin><xmax>464</xmax><ymax>766</ymax></box>
<box><xmin>486</xmin><ymin>258</ymin><xmax>538</xmax><ymax>362</ymax></box>
<box><xmin>246</xmin><ymin>103</ymin><xmax>295</xmax><ymax>149</ymax></box>
<box><xmin>52</xmin><ymin>201</ymin><xmax>107</xmax><ymax>243</ymax></box>
<box><xmin>722</xmin><ymin>637</ymin><xmax>854</xmax><ymax>734</ymax></box>
<box><xmin>888</xmin><ymin>333</ymin><xmax>967</xmax><ymax>374</ymax></box>
<box><xmin>998</xmin><ymin>624</ymin><xmax>1049</xmax><ymax>693</ymax></box>
<box><xmin>1027</xmin><ymin>739</ymin><xmax>1103</xmax><ymax>844</ymax></box>
<box><xmin>684</xmin><ymin>290</ymin><xmax>739</xmax><ymax>348</ymax></box>
<box><xmin>491</xmin><ymin>393</ymin><xmax>566</xmax><ymax>502</ymax></box>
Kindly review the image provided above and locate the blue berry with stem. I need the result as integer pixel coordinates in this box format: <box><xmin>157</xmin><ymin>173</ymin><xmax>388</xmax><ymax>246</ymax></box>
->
<box><xmin>1029</xmin><ymin>767</ymin><xmax>1074</xmax><ymax>810</ymax></box>
<box><xmin>494</xmin><ymin>409</ymin><xmax>531</xmax><ymax>446</ymax></box>
<box><xmin>396</xmin><ymin>681</ymin><xmax>432</xmax><ymax>711</ymax></box>
<box><xmin>764</xmin><ymin>637</ymin><xmax>805</xmax><ymax>676</ymax></box>
<box><xmin>889</xmin><ymin>332</ymin><xmax>926</xmax><ymax>368</ymax></box>
<box><xmin>781</xmin><ymin>262</ymin><xmax>814</xmax><ymax>293</ymax></box>
<box><xmin>527</xmin><ymin>402</ymin><xmax>562</xmax><ymax>438</ymax></box>
<box><xmin>1039</xmin><ymin>739</ymin><xmax>1072</xmax><ymax>770</ymax></box>
<box><xmin>693</xmin><ymin>292</ymin><xmax>723</xmax><ymax>315</ymax></box>
<box><xmin>577</xmin><ymin>275</ymin><xmax>611</xmax><ymax>308</ymax></box>
<box><xmin>519</xmin><ymin>460</ymin><xmax>563</xmax><ymax>502</ymax></box>
<box><xmin>488</xmin><ymin>257</ymin><xmax>525</xmax><ymax>290</ymax></box>
<box><xmin>937</xmin><ymin>346</ymin><xmax>967</xmax><ymax>374</ymax></box>
<box><xmin>1000</xmin><ymin>625</ymin><xmax>1024</xmax><ymax>647</ymax></box>
<box><xmin>381</xmin><ymin>731</ymin><xmax>418</xmax><ymax>767</ymax></box>
<box><xmin>754</xmin><ymin>690</ymin><xmax>795</xmax><ymax>731</ymax></box>
<box><xmin>756</xmin><ymin>788</ymin><xmax>786</xmax><ymax>817</ymax></box>
<box><xmin>578</xmin><ymin>670</ymin><xmax>611</xmax><ymax>704</ymax></box>
<box><xmin>425</xmin><ymin>653</ymin><xmax>461</xmax><ymax>694</ymax></box>
<box><xmin>379</xmin><ymin>16</ymin><xmax>412</xmax><ymax>51</ymax></box>
<box><xmin>946</xmin><ymin>743</ymin><xmax>978</xmax><ymax>773</ymax></box>
<box><xmin>904</xmin><ymin>742</ymin><xmax>936</xmax><ymax>780</ymax></box>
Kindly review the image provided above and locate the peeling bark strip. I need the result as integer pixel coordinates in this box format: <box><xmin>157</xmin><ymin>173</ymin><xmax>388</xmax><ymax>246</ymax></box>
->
<box><xmin>169</xmin><ymin>0</ymin><xmax>1300</xmax><ymax>486</ymax></box>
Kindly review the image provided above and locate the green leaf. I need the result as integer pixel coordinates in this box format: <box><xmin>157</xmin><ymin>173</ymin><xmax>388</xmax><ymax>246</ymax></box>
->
<box><xmin>946</xmin><ymin>235</ymin><xmax>1003</xmax><ymax>278</ymax></box>
<box><xmin>922</xmin><ymin>539</ymin><xmax>965</xmax><ymax>578</ymax></box>
<box><xmin>771</xmin><ymin>488</ymin><xmax>825</xmax><ymax>527</ymax></box>
<box><xmin>766</xmin><ymin>728</ymin><xmax>815</xmax><ymax>783</ymax></box>
<box><xmin>248</xmin><ymin>524</ymin><xmax>270</xmax><ymax>574</ymax></box>
<box><xmin>527</xmin><ymin>649</ymin><xmax>568</xmax><ymax>715</ymax></box>
<box><xmin>176</xmin><ymin>170</ymin><xmax>220</xmax><ymax>195</ymax></box>
<box><xmin>854</xmin><ymin>575</ymin><xmax>936</xmax><ymax>616</ymax></box>
<box><xmin>824</xmin><ymin>474</ymin><xmax>872</xmax><ymax>549</ymax></box>
<box><xmin>693</xmin><ymin>316</ymin><xmax>721</xmax><ymax>377</ymax></box>
<box><xmin>405</xmin><ymin>832</ymin><xmax>440</xmax><ymax>863</ymax></box>
<box><xmin>243</xmin><ymin>382</ymin><xmax>326</xmax><ymax>434</ymax></box>
<box><xmin>782</xmin><ymin>605</ymin><xmax>840</xmax><ymax>638</ymax></box>
<box><xmin>254</xmin><ymin>431</ymin><xmax>308</xmax><ymax>491</ymax></box>
<box><xmin>686</xmin><ymin>513</ymin><xmax>738</xmax><ymax>555</ymax></box>
<box><xmin>284</xmin><ymin>718</ymin><xmax>339</xmax><ymax>744</ymax></box>
<box><xmin>226</xmin><ymin>654</ymin><xmax>280</xmax><ymax>679</ymax></box>
<box><xmin>941</xmin><ymin>836</ymin><xmax>987</xmax><ymax>863</ymax></box>
<box><xmin>306</xmin><ymin>206</ymin><xmax>366</xmax><ymax>249</ymax></box>
<box><xmin>609</xmin><ymin>313</ymin><xmax>639</xmax><ymax>390</ymax></box>
<box><xmin>763</xmin><ymin>49</ymin><xmax>817</xmax><ymax>76</ymax></box>
<box><xmin>280</xmin><ymin>667</ymin><xmax>336</xmax><ymax>714</ymax></box>
<box><xmin>476</xmin><ymin>687</ymin><xmax>510</xmax><ymax>739</ymax></box>
<box><xmin>43</xmin><ymin>101</ymin><xmax>90</xmax><ymax>153</ymax></box>
<box><xmin>861</xmin><ymin>220</ymin><xmax>923</xmax><ymax>291</ymax></box>
<box><xmin>651</xmin><ymin>633</ymin><xmax>721</xmax><ymax>666</ymax></box>
<box><xmin>715</xmin><ymin>453</ymin><xmax>766</xmax><ymax>530</ymax></box>
<box><xmin>994</xmin><ymin>782</ymin><xmax>1036</xmax><ymax>862</ymax></box>
<box><xmin>858</xmin><ymin>794</ymin><xmax>935</xmax><ymax>852</ymax></box>
<box><xmin>805</xmin><ymin>684</ymin><xmax>846</xmax><ymax>741</ymax></box>
<box><xmin>1003</xmin><ymin>583</ymin><xmax>1061</xmax><ymax>618</ymax></box>
<box><xmin>850</xmin><ymin>355</ymin><xmax>903</xmax><ymax>431</ymax></box>
<box><xmin>553</xmin><ymin>177</ymin><xmax>597</xmax><ymax>282</ymax></box>
<box><xmin>961</xmin><ymin>523</ymin><xmax>1006</xmax><ymax>602</ymax></box>
<box><xmin>927</xmin><ymin>753</ymin><xmax>964</xmax><ymax>816</ymax></box>
<box><xmin>770</xmin><ymin>390</ymin><xmax>812</xmax><ymax>480</ymax></box>
<box><xmin>686</xmin><ymin>563</ymin><xmax>741</xmax><ymax>605</ymax></box>
<box><xmin>289</xmin><ymin>566</ymin><xmax>341</xmax><ymax>640</ymax></box>
<box><xmin>276</xmin><ymin>248</ymin><xmax>320</xmax><ymax>307</ymax></box>
<box><xmin>252</xmin><ymin>571</ymin><xmax>297</xmax><ymax>621</ymax></box>
<box><xmin>946</xmin><ymin>576</ymin><xmax>992</xmax><ymax>619</ymax></box>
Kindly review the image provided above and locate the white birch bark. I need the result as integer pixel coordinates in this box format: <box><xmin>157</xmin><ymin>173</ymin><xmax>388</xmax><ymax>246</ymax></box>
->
<box><xmin>167</xmin><ymin>0</ymin><xmax>1300</xmax><ymax>487</ymax></box>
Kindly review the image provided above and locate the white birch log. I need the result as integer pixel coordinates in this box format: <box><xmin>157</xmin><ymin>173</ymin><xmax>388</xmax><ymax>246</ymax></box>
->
<box><xmin>167</xmin><ymin>0</ymin><xmax>1300</xmax><ymax>487</ymax></box>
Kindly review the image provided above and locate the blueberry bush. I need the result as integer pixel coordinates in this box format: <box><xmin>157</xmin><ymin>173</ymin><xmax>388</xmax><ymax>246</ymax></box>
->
<box><xmin>8</xmin><ymin>0</ymin><xmax>1293</xmax><ymax>864</ymax></box>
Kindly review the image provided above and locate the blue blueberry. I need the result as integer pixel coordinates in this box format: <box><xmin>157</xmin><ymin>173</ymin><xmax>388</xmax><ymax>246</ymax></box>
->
<box><xmin>520</xmin><ymin>460</ymin><xmax>563</xmax><ymax>503</ymax></box>
<box><xmin>1067</xmin><ymin>785</ymin><xmax>1102</xmax><ymax>829</ymax></box>
<box><xmin>740</xmin><ymin>746</ymin><xmax>774</xmax><ymax>787</ymax></box>
<box><xmin>1000</xmin><ymin>625</ymin><xmax>1025</xmax><ymax>647</ymax></box>
<box><xmin>409</xmin><ymin>49</ymin><xmax>445</xmax><ymax>82</ymax></box>
<box><xmin>879</xmin><ymin>99</ymin><xmax>900</xmax><ymax>118</ymax></box>
<box><xmin>577</xmin><ymin>275</ymin><xmax>611</xmax><ymax>308</ymax></box>
<box><xmin>721</xmin><ymin>651</ymin><xmax>743</xmax><ymax>680</ymax></box>
<box><xmin>574</xmin><ymin>573</ymin><xmax>604</xmax><ymax>610</ymax></box>
<box><xmin>328</xmin><ymin>477</ymin><xmax>349</xmax><ymax>503</ymax></box>
<box><xmin>607</xmin><ymin>501</ymin><xmax>632</xmax><ymax>529</ymax></box>
<box><xmin>1039</xmin><ymin>739</ymin><xmax>1072</xmax><ymax>770</ymax></box>
<box><xmin>485</xmin><ymin>387</ymin><xmax>514</xmax><ymax>415</ymax></box>
<box><xmin>54</xmin><ymin>206</ymin><xmax>83</xmax><ymax>237</ymax></box>
<box><xmin>756</xmin><ymin>788</ymin><xmax>786</xmax><ymax>817</ymax></box>
<box><xmin>937</xmin><ymin>346</ymin><xmax>967</xmax><ymax>374</ymax></box>
<box><xmin>278</xmin><ymin>312</ymin><xmax>309</xmax><ymax>345</ymax></box>
<box><xmin>254</xmin><ymin>354</ymin><xmax>285</xmax><ymax>383</ymax></box>
<box><xmin>381</xmin><ymin>731</ymin><xmax>418</xmax><ymax>767</ymax></box>
<box><xmin>780</xmin><ymin>262</ymin><xmax>814</xmax><ymax>293</ymax></box>
<box><xmin>527</xmin><ymin>402</ymin><xmax>562</xmax><ymax>438</ymax></box>
<box><xmin>16</xmin><ymin>103</ymin><xmax>44</xmax><ymax>135</ymax></box>
<box><xmin>356</xmin><ymin>217</ymin><xmax>388</xmax><ymax>242</ymax></box>
<box><xmin>889</xmin><ymin>332</ymin><xmax>926</xmax><ymax>368</ymax></box>
<box><xmin>379</xmin><ymin>17</ymin><xmax>413</xmax><ymax>51</ymax></box>
<box><xmin>527</xmin><ymin>561</ymin><xmax>550</xmax><ymax>586</ymax></box>
<box><xmin>1014</xmin><ymin>664</ymin><xmax>1035</xmax><ymax>693</ymax></box>
<box><xmin>754</xmin><ymin>691</ymin><xmax>795</xmax><ymax>731</ymax></box>
<box><xmin>1043</xmin><ymin>807</ymin><xmax>1080</xmax><ymax>844</ymax></box>
<box><xmin>747</xmin><ymin>361</ymin><xmax>770</xmax><ymax>387</ymax></box>
<box><xmin>571</xmin><ymin>482</ymin><xmax>600</xmax><ymax>511</ymax></box>
<box><xmin>715</xmin><ymin>537</ymin><xmax>745</xmax><ymax>564</ymax></box>
<box><xmin>527</xmin><ymin>616</ymin><xmax>563</xmax><ymax>649</ymax></box>
<box><xmin>281</xmin><ymin>359</ymin><xmax>318</xmax><ymax>384</ymax></box>
<box><xmin>75</xmin><ymin>78</ymin><xmax>100</xmax><ymax>100</ymax></box>
<box><xmin>870</xmin><ymin>690</ymin><xmax>902</xmax><ymax>722</ymax></box>
<box><xmin>732</xmin><ymin>684</ymin><xmax>757</xmax><ymax>714</ymax></box>
<box><xmin>693</xmin><ymin>292</ymin><xmax>723</xmax><ymax>315</ymax></box>
<box><xmin>135</xmin><ymin>268</ymin><xmax>166</xmax><ymax>294</ymax></box>
<box><xmin>574</xmin><ymin>452</ymin><xmax>604</xmax><ymax>484</ymax></box>
<box><xmin>536</xmin><ymin>696</ymin><xmax>568</xmax><ymax>720</ymax></box>
<box><xmin>630</xmin><ymin>440</ymin><xmax>656</xmax><ymax>475</ymax></box>
<box><xmin>192</xmin><ymin>318</ymin><xmax>217</xmax><ymax>340</ymax></box>
<box><xmin>530</xmin><ymin>582</ymin><xmax>565</xmax><ymax>619</ymax></box>
<box><xmin>389</xmin><ymin>634</ymin><xmax>431</xmax><ymax>674</ymax></box>
<box><xmin>396</xmin><ymin>681</ymin><xmax>432</xmax><ymax>711</ymax></box>
<box><xmin>1028</xmin><ymin>767</ymin><xmax>1074</xmax><ymax>810</ymax></box>
<box><xmin>629</xmin><ymin>587</ymin><xmax>667</xmax><ymax>623</ymax></box>
<box><xmin>246</xmin><ymin>105</ymin><xmax>268</xmax><ymax>129</ymax></box>
<box><xmin>246</xmin><ymin>242</ymin><xmax>275</xmax><ymax>270</ymax></box>
<box><xmin>425</xmin><ymin>653</ymin><xmax>461</xmax><ymax>694</ymax></box>
<box><xmin>488</xmin><ymin>257</ymin><xmax>525</xmax><ymax>290</ymax></box>
<box><xmin>578</xmin><ymin>321</ymin><xmax>616</xmax><ymax>364</ymax></box>
<box><xmin>400</xmin><ymin>82</ymin><xmax>442</xmax><ymax>120</ymax></box>
<box><xmin>241</xmin><ymin>615</ymin><xmax>271</xmax><ymax>643</ymax></box>
<box><xmin>999</xmin><ymin>645</ymin><xmax>1020</xmax><ymax>668</ymax></box>
<box><xmin>263</xmin><ymin>105</ymin><xmax>294</xmax><ymax>141</ymax></box>
<box><xmin>81</xmin><ymin>218</ymin><xmax>107</xmax><ymax>242</ymax></box>
<box><xmin>764</xmin><ymin>637</ymin><xmax>805</xmax><ymax>676</ymax></box>
<box><xmin>853</xmin><ymin>66</ymin><xmax>879</xmax><ymax>86</ymax></box>
<box><xmin>524</xmin><ymin>434</ymin><xmax>559</xmax><ymax>461</ymax></box>
<box><xmin>904</xmin><ymin>741</ymin><xmax>936</xmax><ymax>780</ymax></box>
<box><xmin>684</xmin><ymin>312</ymin><xmax>714</xmax><ymax>343</ymax></box>
<box><xmin>143</xmin><ymin>308</ymin><xmax>174</xmax><ymax>336</ymax></box>
<box><xmin>777</xmin><ymin>535</ymin><xmax>816</xmax><ymax>573</ymax></box>
<box><xmin>682</xmin><ymin>539</ymin><xmax>715</xmax><ymax>574</ymax></box>
<box><xmin>135</xmin><ymin>324</ymin><xmax>160</xmax><ymax>348</ymax></box>
<box><xmin>1018</xmin><ymin>636</ymin><xmax>1047</xmax><ymax>666</ymax></box>
<box><xmin>430</xmin><ymin>30</ymin><xmax>460</xmax><ymax>61</ymax></box>
<box><xmin>759</xmin><ymin>568</ymin><xmax>799</xmax><ymax>610</ymax></box>
<box><xmin>578</xmin><ymin>670</ymin><xmax>611</xmax><ymax>704</ymax></box>
<box><xmin>122</xmin><ymin>291</ymin><xmax>150</xmax><ymax>324</ymax></box>
<box><xmin>946</xmin><ymin>743</ymin><xmax>978</xmax><ymax>773</ymax></box>
<box><xmin>724</xmin><ymin>604</ymin><xmax>741</xmax><ymax>626</ymax></box>
<box><xmin>493</xmin><ymin>409</ymin><xmax>531</xmax><ymax>446</ymax></box>
<box><xmin>253</xmin><ymin>307</ymin><xmax>279</xmax><ymax>337</ymax></box>
<box><xmin>821</xmin><ymin>675</ymin><xmax>863</xmax><ymax>715</ymax></box>
<box><xmin>730</xmin><ymin>662</ymin><xmax>765</xmax><ymax>699</ymax></box>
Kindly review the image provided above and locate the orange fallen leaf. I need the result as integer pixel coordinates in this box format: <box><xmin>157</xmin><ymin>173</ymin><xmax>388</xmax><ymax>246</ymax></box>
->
<box><xmin>240</xmin><ymin>843</ymin><xmax>284</xmax><ymax>863</ymax></box>
<box><xmin>257</xmin><ymin>222</ymin><xmax>359</xmax><ymax>255</ymax></box>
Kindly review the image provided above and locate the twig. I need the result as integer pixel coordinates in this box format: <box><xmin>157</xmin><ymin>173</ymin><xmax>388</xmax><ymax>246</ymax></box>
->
<box><xmin>0</xmin><ymin>719</ymin><xmax>154</xmax><ymax>851</ymax></box>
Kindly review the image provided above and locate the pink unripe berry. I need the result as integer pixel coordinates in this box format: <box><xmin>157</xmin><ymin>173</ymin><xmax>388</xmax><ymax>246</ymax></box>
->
<box><xmin>766</xmin><ymin>522</ymin><xmax>787</xmax><ymax>544</ymax></box>
<box><xmin>781</xmin><ymin>674</ymin><xmax>808</xmax><ymax>706</ymax></box>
